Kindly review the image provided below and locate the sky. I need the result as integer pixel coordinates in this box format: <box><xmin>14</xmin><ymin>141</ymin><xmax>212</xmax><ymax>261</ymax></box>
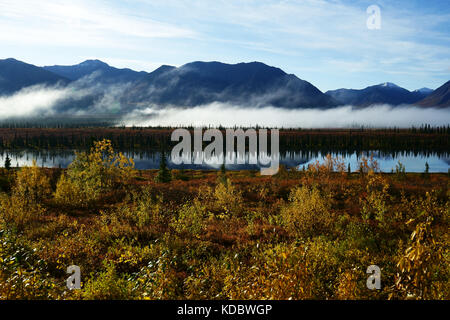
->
<box><xmin>0</xmin><ymin>0</ymin><xmax>449</xmax><ymax>92</ymax></box>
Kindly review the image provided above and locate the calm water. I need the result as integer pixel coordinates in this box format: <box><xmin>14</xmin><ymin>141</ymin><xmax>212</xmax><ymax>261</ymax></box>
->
<box><xmin>0</xmin><ymin>149</ymin><xmax>448</xmax><ymax>172</ymax></box>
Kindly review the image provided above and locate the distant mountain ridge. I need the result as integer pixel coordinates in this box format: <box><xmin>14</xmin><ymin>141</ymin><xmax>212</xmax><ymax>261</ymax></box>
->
<box><xmin>124</xmin><ymin>61</ymin><xmax>338</xmax><ymax>109</ymax></box>
<box><xmin>43</xmin><ymin>59</ymin><xmax>148</xmax><ymax>83</ymax></box>
<box><xmin>325</xmin><ymin>82</ymin><xmax>433</xmax><ymax>107</ymax></box>
<box><xmin>0</xmin><ymin>58</ymin><xmax>448</xmax><ymax>112</ymax></box>
<box><xmin>414</xmin><ymin>87</ymin><xmax>433</xmax><ymax>94</ymax></box>
<box><xmin>416</xmin><ymin>81</ymin><xmax>450</xmax><ymax>108</ymax></box>
<box><xmin>0</xmin><ymin>58</ymin><xmax>69</xmax><ymax>95</ymax></box>
<box><xmin>1</xmin><ymin>58</ymin><xmax>339</xmax><ymax>110</ymax></box>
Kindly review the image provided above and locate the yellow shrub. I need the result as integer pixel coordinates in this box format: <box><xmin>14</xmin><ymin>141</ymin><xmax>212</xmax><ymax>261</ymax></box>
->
<box><xmin>360</xmin><ymin>173</ymin><xmax>391</xmax><ymax>227</ymax></box>
<box><xmin>393</xmin><ymin>217</ymin><xmax>449</xmax><ymax>300</ymax></box>
<box><xmin>0</xmin><ymin>193</ymin><xmax>46</xmax><ymax>228</ymax></box>
<box><xmin>222</xmin><ymin>244</ymin><xmax>311</xmax><ymax>299</ymax></box>
<box><xmin>0</xmin><ymin>161</ymin><xmax>49</xmax><ymax>228</ymax></box>
<box><xmin>214</xmin><ymin>179</ymin><xmax>243</xmax><ymax>216</ymax></box>
<box><xmin>170</xmin><ymin>199</ymin><xmax>207</xmax><ymax>236</ymax></box>
<box><xmin>13</xmin><ymin>160</ymin><xmax>51</xmax><ymax>204</ymax></box>
<box><xmin>54</xmin><ymin>140</ymin><xmax>135</xmax><ymax>206</ymax></box>
<box><xmin>77</xmin><ymin>263</ymin><xmax>137</xmax><ymax>300</ymax></box>
<box><xmin>53</xmin><ymin>173</ymin><xmax>86</xmax><ymax>207</ymax></box>
<box><xmin>132</xmin><ymin>187</ymin><xmax>164</xmax><ymax>228</ymax></box>
<box><xmin>281</xmin><ymin>186</ymin><xmax>333</xmax><ymax>238</ymax></box>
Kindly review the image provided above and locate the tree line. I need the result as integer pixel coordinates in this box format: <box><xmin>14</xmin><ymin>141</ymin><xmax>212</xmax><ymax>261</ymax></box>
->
<box><xmin>0</xmin><ymin>126</ymin><xmax>448</xmax><ymax>156</ymax></box>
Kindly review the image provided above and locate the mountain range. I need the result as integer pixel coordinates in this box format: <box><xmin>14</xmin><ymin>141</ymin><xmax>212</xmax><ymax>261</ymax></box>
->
<box><xmin>0</xmin><ymin>58</ymin><xmax>69</xmax><ymax>95</ymax></box>
<box><xmin>122</xmin><ymin>61</ymin><xmax>338</xmax><ymax>109</ymax></box>
<box><xmin>416</xmin><ymin>80</ymin><xmax>450</xmax><ymax>108</ymax></box>
<box><xmin>325</xmin><ymin>82</ymin><xmax>433</xmax><ymax>107</ymax></box>
<box><xmin>43</xmin><ymin>59</ymin><xmax>148</xmax><ymax>83</ymax></box>
<box><xmin>0</xmin><ymin>58</ymin><xmax>448</xmax><ymax>112</ymax></box>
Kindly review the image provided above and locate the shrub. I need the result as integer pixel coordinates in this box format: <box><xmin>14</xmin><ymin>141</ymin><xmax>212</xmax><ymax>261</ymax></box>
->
<box><xmin>395</xmin><ymin>160</ymin><xmax>406</xmax><ymax>180</ymax></box>
<box><xmin>393</xmin><ymin>217</ymin><xmax>449</xmax><ymax>299</ymax></box>
<box><xmin>170</xmin><ymin>199</ymin><xmax>207</xmax><ymax>236</ymax></box>
<box><xmin>184</xmin><ymin>256</ymin><xmax>228</xmax><ymax>299</ymax></box>
<box><xmin>54</xmin><ymin>140</ymin><xmax>135</xmax><ymax>206</ymax></box>
<box><xmin>0</xmin><ymin>161</ymin><xmax>50</xmax><ymax>228</ymax></box>
<box><xmin>221</xmin><ymin>244</ymin><xmax>311</xmax><ymax>299</ymax></box>
<box><xmin>135</xmin><ymin>249</ymin><xmax>185</xmax><ymax>299</ymax></box>
<box><xmin>54</xmin><ymin>172</ymin><xmax>86</xmax><ymax>207</ymax></box>
<box><xmin>360</xmin><ymin>173</ymin><xmax>391</xmax><ymax>226</ymax></box>
<box><xmin>0</xmin><ymin>193</ymin><xmax>46</xmax><ymax>229</ymax></box>
<box><xmin>281</xmin><ymin>185</ymin><xmax>333</xmax><ymax>238</ymax></box>
<box><xmin>132</xmin><ymin>187</ymin><xmax>164</xmax><ymax>228</ymax></box>
<box><xmin>0</xmin><ymin>229</ymin><xmax>59</xmax><ymax>299</ymax></box>
<box><xmin>214</xmin><ymin>179</ymin><xmax>243</xmax><ymax>216</ymax></box>
<box><xmin>13</xmin><ymin>160</ymin><xmax>51</xmax><ymax>204</ymax></box>
<box><xmin>78</xmin><ymin>263</ymin><xmax>137</xmax><ymax>300</ymax></box>
<box><xmin>358</xmin><ymin>154</ymin><xmax>379</xmax><ymax>175</ymax></box>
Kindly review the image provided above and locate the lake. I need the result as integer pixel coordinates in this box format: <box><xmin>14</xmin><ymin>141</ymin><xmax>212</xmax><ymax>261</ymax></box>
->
<box><xmin>0</xmin><ymin>149</ymin><xmax>448</xmax><ymax>173</ymax></box>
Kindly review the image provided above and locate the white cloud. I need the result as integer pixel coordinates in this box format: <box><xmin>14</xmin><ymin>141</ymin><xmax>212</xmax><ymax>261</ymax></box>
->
<box><xmin>123</xmin><ymin>103</ymin><xmax>450</xmax><ymax>128</ymax></box>
<box><xmin>0</xmin><ymin>85</ymin><xmax>65</xmax><ymax>117</ymax></box>
<box><xmin>0</xmin><ymin>0</ymin><xmax>196</xmax><ymax>48</ymax></box>
<box><xmin>0</xmin><ymin>0</ymin><xmax>448</xmax><ymax>90</ymax></box>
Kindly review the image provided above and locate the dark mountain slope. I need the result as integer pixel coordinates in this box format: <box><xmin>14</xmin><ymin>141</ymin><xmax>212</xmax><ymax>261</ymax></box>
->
<box><xmin>125</xmin><ymin>61</ymin><xmax>338</xmax><ymax>109</ymax></box>
<box><xmin>43</xmin><ymin>59</ymin><xmax>148</xmax><ymax>83</ymax></box>
<box><xmin>0</xmin><ymin>58</ymin><xmax>69</xmax><ymax>95</ymax></box>
<box><xmin>416</xmin><ymin>81</ymin><xmax>450</xmax><ymax>108</ymax></box>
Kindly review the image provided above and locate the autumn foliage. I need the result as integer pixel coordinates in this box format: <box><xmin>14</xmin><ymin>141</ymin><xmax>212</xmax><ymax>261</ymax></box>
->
<box><xmin>0</xmin><ymin>143</ymin><xmax>448</xmax><ymax>300</ymax></box>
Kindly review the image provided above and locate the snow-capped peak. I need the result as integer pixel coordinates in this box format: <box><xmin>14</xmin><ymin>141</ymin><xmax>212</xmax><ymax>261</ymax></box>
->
<box><xmin>413</xmin><ymin>87</ymin><xmax>433</xmax><ymax>94</ymax></box>
<box><xmin>379</xmin><ymin>82</ymin><xmax>399</xmax><ymax>88</ymax></box>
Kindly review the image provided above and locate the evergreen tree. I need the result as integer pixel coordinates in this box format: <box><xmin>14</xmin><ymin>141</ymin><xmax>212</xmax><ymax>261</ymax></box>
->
<box><xmin>218</xmin><ymin>162</ymin><xmax>227</xmax><ymax>185</ymax></box>
<box><xmin>4</xmin><ymin>154</ymin><xmax>11</xmax><ymax>170</ymax></box>
<box><xmin>220</xmin><ymin>162</ymin><xmax>226</xmax><ymax>176</ymax></box>
<box><xmin>155</xmin><ymin>152</ymin><xmax>172</xmax><ymax>183</ymax></box>
<box><xmin>177</xmin><ymin>167</ymin><xmax>189</xmax><ymax>181</ymax></box>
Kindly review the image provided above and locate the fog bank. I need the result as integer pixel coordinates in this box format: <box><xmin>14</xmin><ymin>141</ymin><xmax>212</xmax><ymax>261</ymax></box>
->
<box><xmin>123</xmin><ymin>103</ymin><xmax>450</xmax><ymax>128</ymax></box>
<box><xmin>1</xmin><ymin>84</ymin><xmax>449</xmax><ymax>128</ymax></box>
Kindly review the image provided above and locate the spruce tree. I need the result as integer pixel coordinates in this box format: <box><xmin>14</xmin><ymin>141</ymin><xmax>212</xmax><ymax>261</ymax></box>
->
<box><xmin>155</xmin><ymin>152</ymin><xmax>172</xmax><ymax>183</ymax></box>
<box><xmin>220</xmin><ymin>162</ymin><xmax>226</xmax><ymax>176</ymax></box>
<box><xmin>218</xmin><ymin>162</ymin><xmax>227</xmax><ymax>185</ymax></box>
<box><xmin>4</xmin><ymin>154</ymin><xmax>11</xmax><ymax>170</ymax></box>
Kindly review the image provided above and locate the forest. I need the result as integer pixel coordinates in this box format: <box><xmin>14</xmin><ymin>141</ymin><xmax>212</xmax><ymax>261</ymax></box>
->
<box><xmin>0</xmin><ymin>139</ymin><xmax>448</xmax><ymax>299</ymax></box>
<box><xmin>0</xmin><ymin>126</ymin><xmax>449</xmax><ymax>155</ymax></box>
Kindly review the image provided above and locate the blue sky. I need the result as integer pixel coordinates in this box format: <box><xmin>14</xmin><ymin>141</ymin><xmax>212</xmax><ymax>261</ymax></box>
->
<box><xmin>0</xmin><ymin>0</ymin><xmax>449</xmax><ymax>91</ymax></box>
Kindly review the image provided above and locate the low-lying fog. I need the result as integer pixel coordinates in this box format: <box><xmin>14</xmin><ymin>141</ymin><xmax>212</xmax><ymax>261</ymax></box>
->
<box><xmin>1</xmin><ymin>84</ymin><xmax>449</xmax><ymax>128</ymax></box>
<box><xmin>123</xmin><ymin>103</ymin><xmax>450</xmax><ymax>128</ymax></box>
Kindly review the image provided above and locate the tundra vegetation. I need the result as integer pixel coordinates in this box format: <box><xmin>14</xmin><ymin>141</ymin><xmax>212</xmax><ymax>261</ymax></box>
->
<box><xmin>0</xmin><ymin>139</ymin><xmax>448</xmax><ymax>300</ymax></box>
